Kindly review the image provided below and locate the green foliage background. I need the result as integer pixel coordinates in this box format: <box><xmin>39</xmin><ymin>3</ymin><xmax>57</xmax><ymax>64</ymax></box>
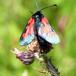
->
<box><xmin>0</xmin><ymin>0</ymin><xmax>76</xmax><ymax>76</ymax></box>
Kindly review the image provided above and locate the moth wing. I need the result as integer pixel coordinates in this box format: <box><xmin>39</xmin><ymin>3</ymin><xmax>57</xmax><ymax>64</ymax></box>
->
<box><xmin>20</xmin><ymin>18</ymin><xmax>35</xmax><ymax>45</ymax></box>
<box><xmin>38</xmin><ymin>17</ymin><xmax>60</xmax><ymax>44</ymax></box>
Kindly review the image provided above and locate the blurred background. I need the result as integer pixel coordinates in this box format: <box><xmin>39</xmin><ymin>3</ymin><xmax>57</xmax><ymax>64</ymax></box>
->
<box><xmin>0</xmin><ymin>0</ymin><xmax>76</xmax><ymax>76</ymax></box>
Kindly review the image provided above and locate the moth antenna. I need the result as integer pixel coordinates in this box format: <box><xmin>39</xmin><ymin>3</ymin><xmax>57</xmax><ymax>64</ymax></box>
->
<box><xmin>35</xmin><ymin>0</ymin><xmax>39</xmax><ymax>11</ymax></box>
<box><xmin>40</xmin><ymin>4</ymin><xmax>57</xmax><ymax>11</ymax></box>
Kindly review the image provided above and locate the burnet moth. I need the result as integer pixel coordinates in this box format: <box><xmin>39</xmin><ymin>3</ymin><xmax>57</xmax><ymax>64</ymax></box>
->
<box><xmin>12</xmin><ymin>2</ymin><xmax>60</xmax><ymax>75</ymax></box>
<box><xmin>19</xmin><ymin>3</ymin><xmax>60</xmax><ymax>46</ymax></box>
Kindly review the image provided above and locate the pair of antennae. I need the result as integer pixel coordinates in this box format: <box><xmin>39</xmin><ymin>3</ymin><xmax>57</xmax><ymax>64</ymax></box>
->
<box><xmin>35</xmin><ymin>0</ymin><xmax>57</xmax><ymax>11</ymax></box>
<box><xmin>28</xmin><ymin>0</ymin><xmax>57</xmax><ymax>14</ymax></box>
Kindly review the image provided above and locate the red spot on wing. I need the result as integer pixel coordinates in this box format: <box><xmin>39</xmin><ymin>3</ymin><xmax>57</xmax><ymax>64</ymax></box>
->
<box><xmin>41</xmin><ymin>17</ymin><xmax>48</xmax><ymax>25</ymax></box>
<box><xmin>22</xmin><ymin>18</ymin><xmax>35</xmax><ymax>38</ymax></box>
<box><xmin>28</xmin><ymin>18</ymin><xmax>33</xmax><ymax>24</ymax></box>
<box><xmin>28</xmin><ymin>18</ymin><xmax>34</xmax><ymax>34</ymax></box>
<box><xmin>41</xmin><ymin>17</ymin><xmax>50</xmax><ymax>33</ymax></box>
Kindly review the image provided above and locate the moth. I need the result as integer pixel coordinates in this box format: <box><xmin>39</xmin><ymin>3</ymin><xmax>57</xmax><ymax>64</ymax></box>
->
<box><xmin>12</xmin><ymin>3</ymin><xmax>60</xmax><ymax>76</ymax></box>
<box><xmin>19</xmin><ymin>4</ymin><xmax>60</xmax><ymax>47</ymax></box>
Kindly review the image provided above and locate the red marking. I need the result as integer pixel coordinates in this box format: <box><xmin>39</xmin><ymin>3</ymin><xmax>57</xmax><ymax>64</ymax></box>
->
<box><xmin>28</xmin><ymin>18</ymin><xmax>34</xmax><ymax>34</ymax></box>
<box><xmin>41</xmin><ymin>17</ymin><xmax>48</xmax><ymax>25</ymax></box>
<box><xmin>28</xmin><ymin>18</ymin><xmax>34</xmax><ymax>24</ymax></box>
<box><xmin>22</xmin><ymin>17</ymin><xmax>35</xmax><ymax>38</ymax></box>
<box><xmin>22</xmin><ymin>33</ymin><xmax>26</xmax><ymax>38</ymax></box>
